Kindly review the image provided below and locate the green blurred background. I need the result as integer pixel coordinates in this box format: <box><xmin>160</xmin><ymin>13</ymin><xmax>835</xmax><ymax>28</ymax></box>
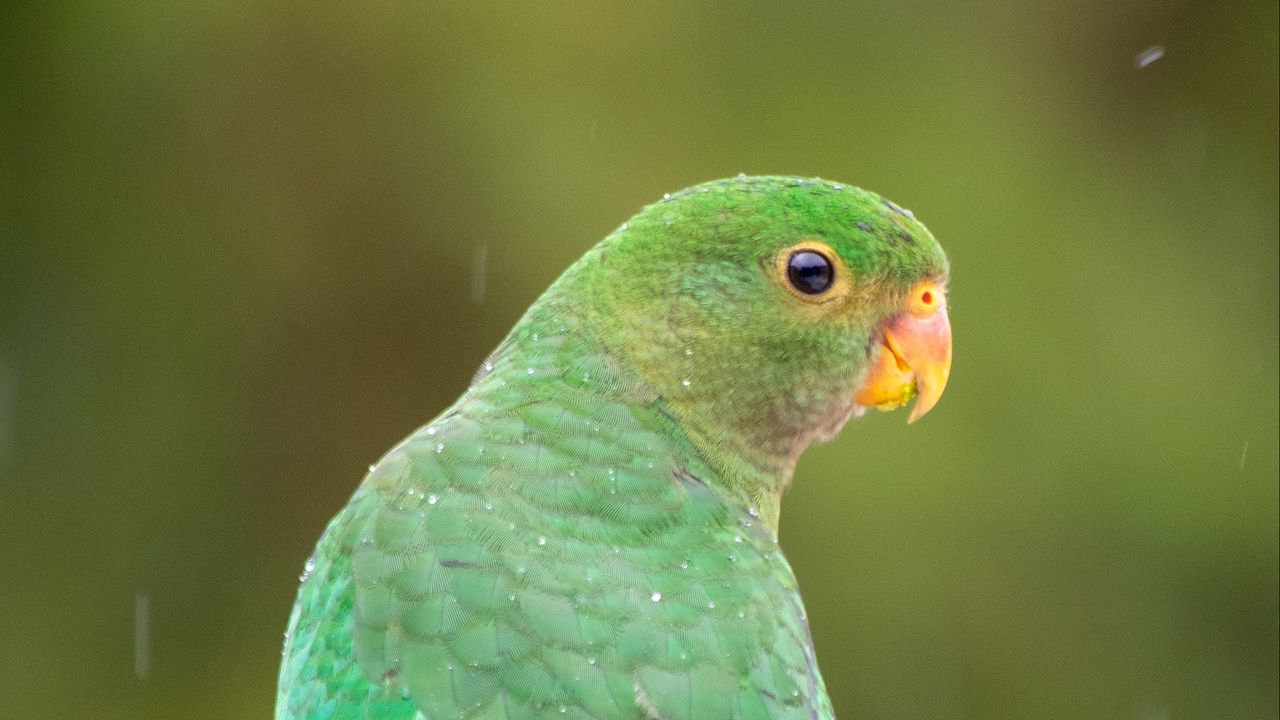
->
<box><xmin>2</xmin><ymin>2</ymin><xmax>1277</xmax><ymax>718</ymax></box>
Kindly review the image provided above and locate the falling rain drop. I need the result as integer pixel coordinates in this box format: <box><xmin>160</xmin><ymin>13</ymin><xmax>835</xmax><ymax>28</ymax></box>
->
<box><xmin>0</xmin><ymin>358</ymin><xmax>13</xmax><ymax>474</ymax></box>
<box><xmin>471</xmin><ymin>241</ymin><xmax>488</xmax><ymax>305</ymax></box>
<box><xmin>1133</xmin><ymin>45</ymin><xmax>1165</xmax><ymax>69</ymax></box>
<box><xmin>134</xmin><ymin>591</ymin><xmax>150</xmax><ymax>680</ymax></box>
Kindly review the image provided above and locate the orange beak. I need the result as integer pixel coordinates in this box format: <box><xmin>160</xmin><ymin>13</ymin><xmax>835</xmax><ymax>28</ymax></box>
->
<box><xmin>853</xmin><ymin>285</ymin><xmax>953</xmax><ymax>423</ymax></box>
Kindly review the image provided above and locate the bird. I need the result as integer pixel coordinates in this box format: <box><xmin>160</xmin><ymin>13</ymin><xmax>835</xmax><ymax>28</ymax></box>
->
<box><xmin>276</xmin><ymin>175</ymin><xmax>952</xmax><ymax>720</ymax></box>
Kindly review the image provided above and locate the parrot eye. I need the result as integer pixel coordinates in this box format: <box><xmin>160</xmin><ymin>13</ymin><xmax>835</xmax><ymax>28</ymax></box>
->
<box><xmin>786</xmin><ymin>251</ymin><xmax>834</xmax><ymax>294</ymax></box>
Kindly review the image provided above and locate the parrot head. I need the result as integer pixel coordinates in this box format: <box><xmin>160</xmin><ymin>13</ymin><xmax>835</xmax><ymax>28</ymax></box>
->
<box><xmin>555</xmin><ymin>176</ymin><xmax>951</xmax><ymax>497</ymax></box>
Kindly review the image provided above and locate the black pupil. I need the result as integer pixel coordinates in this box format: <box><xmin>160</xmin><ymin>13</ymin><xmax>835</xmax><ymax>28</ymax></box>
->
<box><xmin>787</xmin><ymin>251</ymin><xmax>834</xmax><ymax>294</ymax></box>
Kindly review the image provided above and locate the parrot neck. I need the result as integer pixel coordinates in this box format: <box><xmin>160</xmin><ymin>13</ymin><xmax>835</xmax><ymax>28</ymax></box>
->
<box><xmin>473</xmin><ymin>288</ymin><xmax>862</xmax><ymax>535</ymax></box>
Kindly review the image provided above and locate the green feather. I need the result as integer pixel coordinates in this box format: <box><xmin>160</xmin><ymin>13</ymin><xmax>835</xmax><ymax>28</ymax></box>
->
<box><xmin>277</xmin><ymin>176</ymin><xmax>948</xmax><ymax>719</ymax></box>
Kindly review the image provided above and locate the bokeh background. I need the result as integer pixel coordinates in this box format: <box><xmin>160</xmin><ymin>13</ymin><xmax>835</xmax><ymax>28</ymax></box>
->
<box><xmin>2</xmin><ymin>2</ymin><xmax>1277</xmax><ymax>719</ymax></box>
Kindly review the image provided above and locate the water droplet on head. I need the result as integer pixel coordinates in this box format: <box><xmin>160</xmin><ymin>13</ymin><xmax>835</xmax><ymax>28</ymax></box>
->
<box><xmin>681</xmin><ymin>379</ymin><xmax>691</xmax><ymax>387</ymax></box>
<box><xmin>526</xmin><ymin>367</ymin><xmax>535</xmax><ymax>375</ymax></box>
<box><xmin>684</xmin><ymin>347</ymin><xmax>693</xmax><ymax>356</ymax></box>
<box><xmin>537</xmin><ymin>536</ymin><xmax>547</xmax><ymax>546</ymax></box>
<box><xmin>427</xmin><ymin>494</ymin><xmax>439</xmax><ymax>505</ymax></box>
<box><xmin>299</xmin><ymin>557</ymin><xmax>316</xmax><ymax>582</ymax></box>
<box><xmin>434</xmin><ymin>442</ymin><xmax>444</xmax><ymax>454</ymax></box>
<box><xmin>425</xmin><ymin>426</ymin><xmax>437</xmax><ymax>436</ymax></box>
<box><xmin>662</xmin><ymin>192</ymin><xmax>671</xmax><ymax>201</ymax></box>
<box><xmin>651</xmin><ymin>592</ymin><xmax>662</xmax><ymax>602</ymax></box>
<box><xmin>707</xmin><ymin>601</ymin><xmax>716</xmax><ymax>609</ymax></box>
<box><xmin>748</xmin><ymin>506</ymin><xmax>759</xmax><ymax>518</ymax></box>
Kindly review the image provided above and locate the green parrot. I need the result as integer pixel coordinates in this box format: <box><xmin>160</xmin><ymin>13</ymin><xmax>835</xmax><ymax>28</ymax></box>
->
<box><xmin>276</xmin><ymin>176</ymin><xmax>953</xmax><ymax>719</ymax></box>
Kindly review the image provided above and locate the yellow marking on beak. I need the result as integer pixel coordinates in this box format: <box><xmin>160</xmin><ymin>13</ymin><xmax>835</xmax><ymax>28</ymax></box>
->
<box><xmin>854</xmin><ymin>284</ymin><xmax>952</xmax><ymax>423</ymax></box>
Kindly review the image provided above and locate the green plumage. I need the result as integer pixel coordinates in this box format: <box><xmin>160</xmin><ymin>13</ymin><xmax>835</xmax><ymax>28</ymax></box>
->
<box><xmin>277</xmin><ymin>176</ymin><xmax>949</xmax><ymax>719</ymax></box>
